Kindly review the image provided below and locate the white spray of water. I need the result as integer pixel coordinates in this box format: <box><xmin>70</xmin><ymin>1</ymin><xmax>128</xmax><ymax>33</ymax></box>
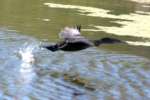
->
<box><xmin>19</xmin><ymin>45</ymin><xmax>36</xmax><ymax>64</ymax></box>
<box><xmin>18</xmin><ymin>44</ymin><xmax>38</xmax><ymax>85</ymax></box>
<box><xmin>15</xmin><ymin>44</ymin><xmax>38</xmax><ymax>100</ymax></box>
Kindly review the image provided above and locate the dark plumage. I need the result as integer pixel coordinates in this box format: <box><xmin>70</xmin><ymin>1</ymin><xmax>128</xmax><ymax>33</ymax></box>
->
<box><xmin>43</xmin><ymin>26</ymin><xmax>125</xmax><ymax>52</ymax></box>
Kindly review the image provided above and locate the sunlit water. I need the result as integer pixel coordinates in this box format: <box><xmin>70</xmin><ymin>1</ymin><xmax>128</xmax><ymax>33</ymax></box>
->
<box><xmin>0</xmin><ymin>0</ymin><xmax>150</xmax><ymax>100</ymax></box>
<box><xmin>44</xmin><ymin>2</ymin><xmax>150</xmax><ymax>46</ymax></box>
<box><xmin>0</xmin><ymin>29</ymin><xmax>150</xmax><ymax>100</ymax></box>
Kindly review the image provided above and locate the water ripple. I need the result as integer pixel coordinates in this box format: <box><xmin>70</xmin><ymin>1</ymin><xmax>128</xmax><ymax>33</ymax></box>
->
<box><xmin>0</xmin><ymin>29</ymin><xmax>150</xmax><ymax>100</ymax></box>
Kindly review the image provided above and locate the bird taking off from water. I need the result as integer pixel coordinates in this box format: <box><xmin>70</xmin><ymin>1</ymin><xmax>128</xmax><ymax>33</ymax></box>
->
<box><xmin>43</xmin><ymin>25</ymin><xmax>125</xmax><ymax>52</ymax></box>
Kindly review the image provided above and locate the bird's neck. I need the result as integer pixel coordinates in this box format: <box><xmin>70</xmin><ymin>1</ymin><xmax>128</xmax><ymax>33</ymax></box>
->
<box><xmin>93</xmin><ymin>39</ymin><xmax>102</xmax><ymax>46</ymax></box>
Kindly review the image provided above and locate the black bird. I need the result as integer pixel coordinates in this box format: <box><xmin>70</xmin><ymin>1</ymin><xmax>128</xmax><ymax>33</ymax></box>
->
<box><xmin>43</xmin><ymin>25</ymin><xmax>125</xmax><ymax>52</ymax></box>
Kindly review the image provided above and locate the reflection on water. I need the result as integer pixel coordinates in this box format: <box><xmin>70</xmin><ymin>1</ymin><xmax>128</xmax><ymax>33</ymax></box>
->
<box><xmin>0</xmin><ymin>0</ymin><xmax>150</xmax><ymax>58</ymax></box>
<box><xmin>126</xmin><ymin>41</ymin><xmax>150</xmax><ymax>46</ymax></box>
<box><xmin>0</xmin><ymin>29</ymin><xmax>150</xmax><ymax>100</ymax></box>
<box><xmin>131</xmin><ymin>0</ymin><xmax>150</xmax><ymax>3</ymax></box>
<box><xmin>44</xmin><ymin>2</ymin><xmax>150</xmax><ymax>46</ymax></box>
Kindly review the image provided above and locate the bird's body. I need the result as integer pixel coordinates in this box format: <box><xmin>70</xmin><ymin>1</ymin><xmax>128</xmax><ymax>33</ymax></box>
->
<box><xmin>43</xmin><ymin>26</ymin><xmax>125</xmax><ymax>52</ymax></box>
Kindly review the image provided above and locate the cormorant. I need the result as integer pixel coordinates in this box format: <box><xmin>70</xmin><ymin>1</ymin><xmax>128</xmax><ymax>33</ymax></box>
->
<box><xmin>43</xmin><ymin>25</ymin><xmax>125</xmax><ymax>52</ymax></box>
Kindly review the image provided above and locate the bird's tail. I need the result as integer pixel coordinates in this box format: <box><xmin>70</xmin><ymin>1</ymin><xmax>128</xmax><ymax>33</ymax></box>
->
<box><xmin>93</xmin><ymin>37</ymin><xmax>126</xmax><ymax>46</ymax></box>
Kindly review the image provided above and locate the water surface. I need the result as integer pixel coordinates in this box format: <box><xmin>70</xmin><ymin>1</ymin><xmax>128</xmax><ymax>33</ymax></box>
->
<box><xmin>0</xmin><ymin>0</ymin><xmax>150</xmax><ymax>100</ymax></box>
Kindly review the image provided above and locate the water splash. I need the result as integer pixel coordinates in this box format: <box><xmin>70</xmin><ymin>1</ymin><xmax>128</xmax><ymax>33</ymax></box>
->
<box><xmin>19</xmin><ymin>43</ymin><xmax>39</xmax><ymax>64</ymax></box>
<box><xmin>18</xmin><ymin>43</ymin><xmax>38</xmax><ymax>85</ymax></box>
<box><xmin>17</xmin><ymin>44</ymin><xmax>38</xmax><ymax>100</ymax></box>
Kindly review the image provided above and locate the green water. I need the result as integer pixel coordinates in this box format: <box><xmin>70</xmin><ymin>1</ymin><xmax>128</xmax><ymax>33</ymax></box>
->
<box><xmin>0</xmin><ymin>0</ymin><xmax>140</xmax><ymax>37</ymax></box>
<box><xmin>0</xmin><ymin>0</ymin><xmax>150</xmax><ymax>58</ymax></box>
